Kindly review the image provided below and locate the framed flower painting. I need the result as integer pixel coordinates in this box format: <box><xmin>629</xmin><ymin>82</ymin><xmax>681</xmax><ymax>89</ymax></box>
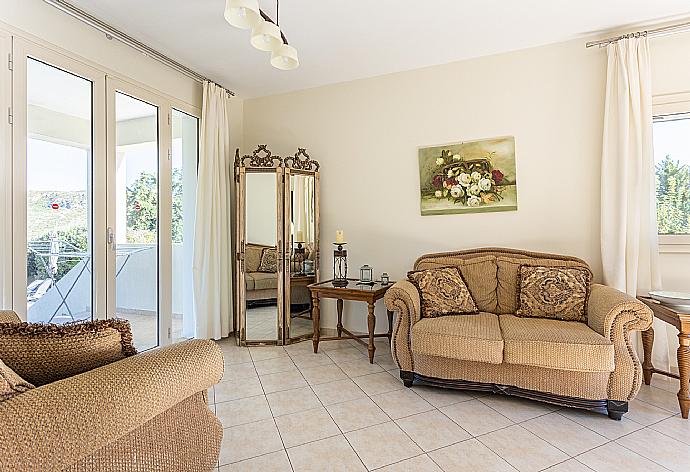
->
<box><xmin>418</xmin><ymin>136</ymin><xmax>518</xmax><ymax>216</ymax></box>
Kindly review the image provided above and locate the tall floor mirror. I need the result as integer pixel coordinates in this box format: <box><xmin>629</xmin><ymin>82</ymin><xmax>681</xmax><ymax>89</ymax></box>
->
<box><xmin>235</xmin><ymin>146</ymin><xmax>320</xmax><ymax>346</ymax></box>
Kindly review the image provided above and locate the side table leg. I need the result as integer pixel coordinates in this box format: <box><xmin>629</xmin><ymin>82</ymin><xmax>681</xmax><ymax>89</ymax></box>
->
<box><xmin>387</xmin><ymin>310</ymin><xmax>394</xmax><ymax>343</ymax></box>
<box><xmin>367</xmin><ymin>302</ymin><xmax>376</xmax><ymax>364</ymax></box>
<box><xmin>642</xmin><ymin>327</ymin><xmax>655</xmax><ymax>385</ymax></box>
<box><xmin>312</xmin><ymin>295</ymin><xmax>320</xmax><ymax>354</ymax></box>
<box><xmin>678</xmin><ymin>325</ymin><xmax>690</xmax><ymax>419</ymax></box>
<box><xmin>337</xmin><ymin>299</ymin><xmax>344</xmax><ymax>338</ymax></box>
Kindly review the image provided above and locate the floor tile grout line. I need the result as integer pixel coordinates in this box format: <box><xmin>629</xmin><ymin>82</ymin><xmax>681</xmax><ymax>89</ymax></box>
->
<box><xmin>220</xmin><ymin>340</ymin><xmax>682</xmax><ymax>472</ymax></box>
<box><xmin>608</xmin><ymin>428</ymin><xmax>679</xmax><ymax>472</ymax></box>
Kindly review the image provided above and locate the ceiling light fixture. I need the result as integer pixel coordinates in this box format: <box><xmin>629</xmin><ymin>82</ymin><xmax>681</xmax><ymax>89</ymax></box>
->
<box><xmin>225</xmin><ymin>0</ymin><xmax>299</xmax><ymax>70</ymax></box>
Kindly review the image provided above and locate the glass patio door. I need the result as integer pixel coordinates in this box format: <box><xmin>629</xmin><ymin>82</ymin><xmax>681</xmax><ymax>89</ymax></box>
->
<box><xmin>107</xmin><ymin>80</ymin><xmax>171</xmax><ymax>351</ymax></box>
<box><xmin>11</xmin><ymin>39</ymin><xmax>107</xmax><ymax>322</ymax></box>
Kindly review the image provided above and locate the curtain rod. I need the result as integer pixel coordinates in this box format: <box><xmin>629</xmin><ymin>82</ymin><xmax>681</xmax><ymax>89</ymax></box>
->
<box><xmin>42</xmin><ymin>0</ymin><xmax>235</xmax><ymax>96</ymax></box>
<box><xmin>586</xmin><ymin>19</ymin><xmax>690</xmax><ymax>48</ymax></box>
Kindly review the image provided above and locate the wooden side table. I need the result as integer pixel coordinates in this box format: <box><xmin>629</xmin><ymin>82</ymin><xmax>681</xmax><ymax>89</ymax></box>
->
<box><xmin>638</xmin><ymin>296</ymin><xmax>690</xmax><ymax>419</ymax></box>
<box><xmin>308</xmin><ymin>279</ymin><xmax>394</xmax><ymax>363</ymax></box>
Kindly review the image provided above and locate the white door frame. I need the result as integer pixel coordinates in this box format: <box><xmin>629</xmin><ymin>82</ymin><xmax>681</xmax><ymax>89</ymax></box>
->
<box><xmin>0</xmin><ymin>30</ymin><xmax>12</xmax><ymax>309</ymax></box>
<box><xmin>11</xmin><ymin>37</ymin><xmax>107</xmax><ymax>321</ymax></box>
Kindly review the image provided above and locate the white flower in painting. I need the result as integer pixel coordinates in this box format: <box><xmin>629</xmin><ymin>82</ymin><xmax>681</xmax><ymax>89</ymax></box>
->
<box><xmin>434</xmin><ymin>190</ymin><xmax>443</xmax><ymax>198</ymax></box>
<box><xmin>471</xmin><ymin>171</ymin><xmax>482</xmax><ymax>182</ymax></box>
<box><xmin>436</xmin><ymin>157</ymin><xmax>445</xmax><ymax>166</ymax></box>
<box><xmin>447</xmin><ymin>169</ymin><xmax>454</xmax><ymax>178</ymax></box>
<box><xmin>458</xmin><ymin>173</ymin><xmax>472</xmax><ymax>187</ymax></box>
<box><xmin>467</xmin><ymin>196</ymin><xmax>481</xmax><ymax>207</ymax></box>
<box><xmin>452</xmin><ymin>154</ymin><xmax>462</xmax><ymax>161</ymax></box>
<box><xmin>450</xmin><ymin>185</ymin><xmax>464</xmax><ymax>198</ymax></box>
<box><xmin>478</xmin><ymin>178</ymin><xmax>492</xmax><ymax>191</ymax></box>
<box><xmin>468</xmin><ymin>184</ymin><xmax>481</xmax><ymax>196</ymax></box>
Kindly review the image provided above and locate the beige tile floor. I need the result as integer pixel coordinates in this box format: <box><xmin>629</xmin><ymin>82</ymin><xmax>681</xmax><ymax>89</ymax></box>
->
<box><xmin>211</xmin><ymin>337</ymin><xmax>689</xmax><ymax>472</ymax></box>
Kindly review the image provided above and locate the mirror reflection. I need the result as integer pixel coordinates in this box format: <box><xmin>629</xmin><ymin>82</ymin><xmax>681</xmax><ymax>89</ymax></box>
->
<box><xmin>245</xmin><ymin>172</ymin><xmax>278</xmax><ymax>341</ymax></box>
<box><xmin>288</xmin><ymin>174</ymin><xmax>316</xmax><ymax>339</ymax></box>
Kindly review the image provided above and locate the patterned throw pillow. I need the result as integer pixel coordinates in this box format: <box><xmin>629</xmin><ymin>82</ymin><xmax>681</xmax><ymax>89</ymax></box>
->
<box><xmin>516</xmin><ymin>265</ymin><xmax>591</xmax><ymax>322</ymax></box>
<box><xmin>407</xmin><ymin>267</ymin><xmax>478</xmax><ymax>318</ymax></box>
<box><xmin>0</xmin><ymin>359</ymin><xmax>35</xmax><ymax>401</ymax></box>
<box><xmin>258</xmin><ymin>247</ymin><xmax>277</xmax><ymax>273</ymax></box>
<box><xmin>0</xmin><ymin>319</ymin><xmax>137</xmax><ymax>386</ymax></box>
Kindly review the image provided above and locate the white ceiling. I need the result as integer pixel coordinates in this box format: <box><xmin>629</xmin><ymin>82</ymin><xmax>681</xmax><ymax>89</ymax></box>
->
<box><xmin>67</xmin><ymin>0</ymin><xmax>690</xmax><ymax>98</ymax></box>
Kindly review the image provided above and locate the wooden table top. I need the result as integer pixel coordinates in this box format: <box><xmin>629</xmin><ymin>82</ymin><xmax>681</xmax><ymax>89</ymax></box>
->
<box><xmin>308</xmin><ymin>279</ymin><xmax>395</xmax><ymax>300</ymax></box>
<box><xmin>638</xmin><ymin>296</ymin><xmax>690</xmax><ymax>330</ymax></box>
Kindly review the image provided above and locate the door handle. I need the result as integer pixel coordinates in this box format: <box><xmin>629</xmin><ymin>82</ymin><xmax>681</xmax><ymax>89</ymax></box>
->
<box><xmin>107</xmin><ymin>227</ymin><xmax>116</xmax><ymax>252</ymax></box>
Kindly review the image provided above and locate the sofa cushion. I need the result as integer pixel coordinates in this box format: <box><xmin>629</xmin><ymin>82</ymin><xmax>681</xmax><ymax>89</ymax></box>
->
<box><xmin>0</xmin><ymin>319</ymin><xmax>137</xmax><ymax>386</ymax></box>
<box><xmin>0</xmin><ymin>358</ymin><xmax>35</xmax><ymax>401</ymax></box>
<box><xmin>258</xmin><ymin>247</ymin><xmax>278</xmax><ymax>273</ymax></box>
<box><xmin>516</xmin><ymin>265</ymin><xmax>591</xmax><ymax>322</ymax></box>
<box><xmin>415</xmin><ymin>255</ymin><xmax>498</xmax><ymax>313</ymax></box>
<box><xmin>496</xmin><ymin>256</ymin><xmax>592</xmax><ymax>314</ymax></box>
<box><xmin>245</xmin><ymin>244</ymin><xmax>265</xmax><ymax>272</ymax></box>
<box><xmin>244</xmin><ymin>274</ymin><xmax>256</xmax><ymax>291</ymax></box>
<box><xmin>250</xmin><ymin>272</ymin><xmax>278</xmax><ymax>290</ymax></box>
<box><xmin>500</xmin><ymin>315</ymin><xmax>614</xmax><ymax>373</ymax></box>
<box><xmin>411</xmin><ymin>312</ymin><xmax>503</xmax><ymax>364</ymax></box>
<box><xmin>408</xmin><ymin>267</ymin><xmax>478</xmax><ymax>318</ymax></box>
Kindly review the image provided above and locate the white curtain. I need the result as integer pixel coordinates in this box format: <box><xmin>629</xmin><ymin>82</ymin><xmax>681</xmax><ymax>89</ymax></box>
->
<box><xmin>600</xmin><ymin>37</ymin><xmax>675</xmax><ymax>371</ymax></box>
<box><xmin>192</xmin><ymin>81</ymin><xmax>233</xmax><ymax>340</ymax></box>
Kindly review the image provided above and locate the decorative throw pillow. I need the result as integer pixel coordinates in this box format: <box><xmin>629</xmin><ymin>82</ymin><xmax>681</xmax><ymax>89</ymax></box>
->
<box><xmin>258</xmin><ymin>247</ymin><xmax>277</xmax><ymax>273</ymax></box>
<box><xmin>0</xmin><ymin>319</ymin><xmax>137</xmax><ymax>386</ymax></box>
<box><xmin>407</xmin><ymin>267</ymin><xmax>478</xmax><ymax>318</ymax></box>
<box><xmin>516</xmin><ymin>265</ymin><xmax>591</xmax><ymax>322</ymax></box>
<box><xmin>0</xmin><ymin>359</ymin><xmax>35</xmax><ymax>401</ymax></box>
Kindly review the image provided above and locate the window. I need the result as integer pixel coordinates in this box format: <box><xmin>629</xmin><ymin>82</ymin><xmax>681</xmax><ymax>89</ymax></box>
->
<box><xmin>653</xmin><ymin>97</ymin><xmax>690</xmax><ymax>248</ymax></box>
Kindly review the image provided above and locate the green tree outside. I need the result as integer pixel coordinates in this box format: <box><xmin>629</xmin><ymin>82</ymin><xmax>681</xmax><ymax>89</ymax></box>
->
<box><xmin>656</xmin><ymin>155</ymin><xmax>690</xmax><ymax>234</ymax></box>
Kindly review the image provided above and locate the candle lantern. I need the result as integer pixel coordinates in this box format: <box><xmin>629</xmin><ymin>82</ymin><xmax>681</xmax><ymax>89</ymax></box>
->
<box><xmin>333</xmin><ymin>242</ymin><xmax>348</xmax><ymax>287</ymax></box>
<box><xmin>359</xmin><ymin>265</ymin><xmax>373</xmax><ymax>284</ymax></box>
<box><xmin>293</xmin><ymin>241</ymin><xmax>306</xmax><ymax>275</ymax></box>
<box><xmin>380</xmin><ymin>272</ymin><xmax>390</xmax><ymax>285</ymax></box>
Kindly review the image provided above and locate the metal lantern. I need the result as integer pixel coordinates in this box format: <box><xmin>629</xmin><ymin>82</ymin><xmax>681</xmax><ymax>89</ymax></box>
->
<box><xmin>293</xmin><ymin>241</ymin><xmax>306</xmax><ymax>275</ymax></box>
<box><xmin>333</xmin><ymin>243</ymin><xmax>348</xmax><ymax>287</ymax></box>
<box><xmin>359</xmin><ymin>264</ymin><xmax>373</xmax><ymax>283</ymax></box>
<box><xmin>380</xmin><ymin>272</ymin><xmax>390</xmax><ymax>285</ymax></box>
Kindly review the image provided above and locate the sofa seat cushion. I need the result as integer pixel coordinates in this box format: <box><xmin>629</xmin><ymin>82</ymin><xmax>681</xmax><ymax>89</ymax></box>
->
<box><xmin>412</xmin><ymin>312</ymin><xmax>503</xmax><ymax>364</ymax></box>
<box><xmin>250</xmin><ymin>272</ymin><xmax>278</xmax><ymax>290</ymax></box>
<box><xmin>245</xmin><ymin>274</ymin><xmax>256</xmax><ymax>291</ymax></box>
<box><xmin>500</xmin><ymin>315</ymin><xmax>614</xmax><ymax>373</ymax></box>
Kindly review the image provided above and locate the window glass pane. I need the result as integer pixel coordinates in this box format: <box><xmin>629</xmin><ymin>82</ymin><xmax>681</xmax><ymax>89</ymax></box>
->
<box><xmin>26</xmin><ymin>58</ymin><xmax>93</xmax><ymax>323</ymax></box>
<box><xmin>171</xmin><ymin>109</ymin><xmax>198</xmax><ymax>341</ymax></box>
<box><xmin>653</xmin><ymin>115</ymin><xmax>690</xmax><ymax>235</ymax></box>
<box><xmin>115</xmin><ymin>92</ymin><xmax>159</xmax><ymax>350</ymax></box>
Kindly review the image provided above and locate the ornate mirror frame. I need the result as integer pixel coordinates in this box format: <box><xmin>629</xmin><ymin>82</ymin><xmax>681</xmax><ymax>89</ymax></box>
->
<box><xmin>234</xmin><ymin>145</ymin><xmax>320</xmax><ymax>346</ymax></box>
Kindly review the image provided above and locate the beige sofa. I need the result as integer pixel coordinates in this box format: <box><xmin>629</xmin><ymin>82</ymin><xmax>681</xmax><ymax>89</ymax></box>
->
<box><xmin>0</xmin><ymin>310</ymin><xmax>224</xmax><ymax>471</ymax></box>
<box><xmin>245</xmin><ymin>243</ymin><xmax>279</xmax><ymax>302</ymax></box>
<box><xmin>384</xmin><ymin>248</ymin><xmax>653</xmax><ymax>420</ymax></box>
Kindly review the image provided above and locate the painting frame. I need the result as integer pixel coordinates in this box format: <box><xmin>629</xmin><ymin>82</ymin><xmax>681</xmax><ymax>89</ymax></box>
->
<box><xmin>418</xmin><ymin>136</ymin><xmax>518</xmax><ymax>216</ymax></box>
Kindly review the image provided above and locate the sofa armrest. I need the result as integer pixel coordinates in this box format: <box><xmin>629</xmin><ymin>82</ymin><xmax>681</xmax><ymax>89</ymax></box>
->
<box><xmin>0</xmin><ymin>310</ymin><xmax>20</xmax><ymax>324</ymax></box>
<box><xmin>384</xmin><ymin>280</ymin><xmax>421</xmax><ymax>372</ymax></box>
<box><xmin>0</xmin><ymin>339</ymin><xmax>224</xmax><ymax>471</ymax></box>
<box><xmin>587</xmin><ymin>284</ymin><xmax>653</xmax><ymax>401</ymax></box>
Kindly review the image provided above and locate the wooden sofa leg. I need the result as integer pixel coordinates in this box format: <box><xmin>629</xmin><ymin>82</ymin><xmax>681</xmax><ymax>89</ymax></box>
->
<box><xmin>607</xmin><ymin>400</ymin><xmax>628</xmax><ymax>420</ymax></box>
<box><xmin>400</xmin><ymin>371</ymin><xmax>414</xmax><ymax>388</ymax></box>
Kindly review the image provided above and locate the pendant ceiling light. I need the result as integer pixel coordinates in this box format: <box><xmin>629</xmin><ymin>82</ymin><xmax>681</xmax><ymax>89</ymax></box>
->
<box><xmin>250</xmin><ymin>20</ymin><xmax>282</xmax><ymax>52</ymax></box>
<box><xmin>225</xmin><ymin>0</ymin><xmax>299</xmax><ymax>70</ymax></box>
<box><xmin>224</xmin><ymin>0</ymin><xmax>261</xmax><ymax>30</ymax></box>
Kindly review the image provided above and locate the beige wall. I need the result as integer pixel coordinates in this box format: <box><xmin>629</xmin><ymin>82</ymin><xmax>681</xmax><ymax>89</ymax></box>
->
<box><xmin>244</xmin><ymin>34</ymin><xmax>690</xmax><ymax>332</ymax></box>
